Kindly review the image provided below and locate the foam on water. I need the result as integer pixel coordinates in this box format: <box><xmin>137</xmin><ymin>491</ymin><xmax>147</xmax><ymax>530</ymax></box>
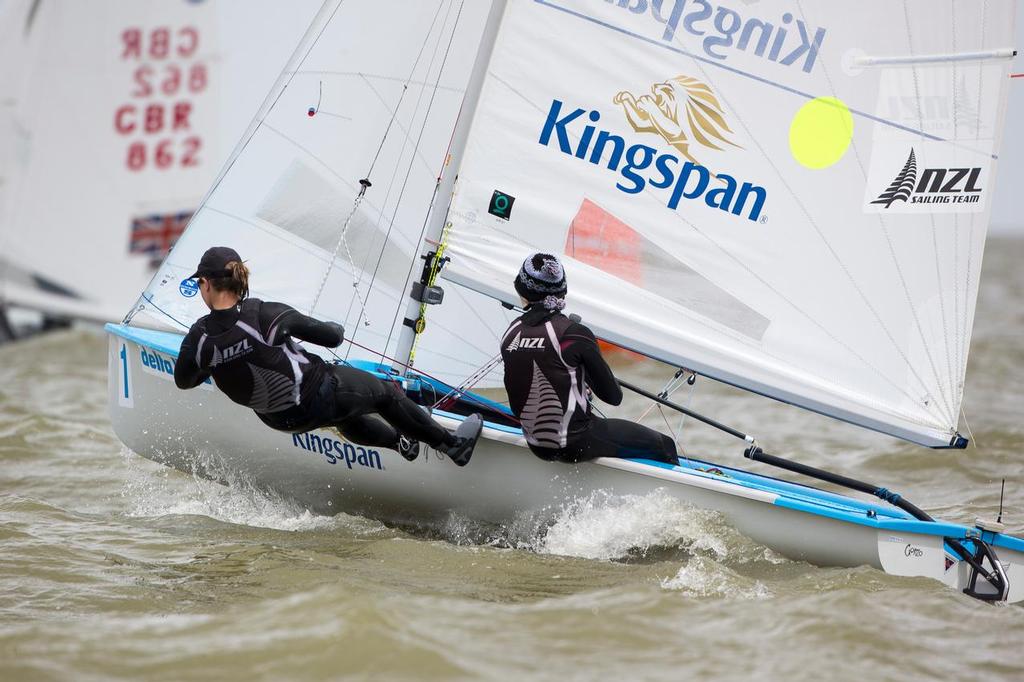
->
<box><xmin>118</xmin><ymin>448</ymin><xmax>347</xmax><ymax>533</ymax></box>
<box><xmin>534</xmin><ymin>489</ymin><xmax>729</xmax><ymax>561</ymax></box>
<box><xmin>661</xmin><ymin>556</ymin><xmax>773</xmax><ymax>600</ymax></box>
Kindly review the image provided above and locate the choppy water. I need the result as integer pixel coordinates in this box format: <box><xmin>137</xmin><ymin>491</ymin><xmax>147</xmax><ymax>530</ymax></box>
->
<box><xmin>2</xmin><ymin>238</ymin><xmax>1023</xmax><ymax>681</ymax></box>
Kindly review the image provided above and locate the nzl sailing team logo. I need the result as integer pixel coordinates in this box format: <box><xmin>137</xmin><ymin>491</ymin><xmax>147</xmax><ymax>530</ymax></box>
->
<box><xmin>538</xmin><ymin>74</ymin><xmax>767</xmax><ymax>223</ymax></box>
<box><xmin>869</xmin><ymin>147</ymin><xmax>985</xmax><ymax>212</ymax></box>
<box><xmin>505</xmin><ymin>332</ymin><xmax>546</xmax><ymax>352</ymax></box>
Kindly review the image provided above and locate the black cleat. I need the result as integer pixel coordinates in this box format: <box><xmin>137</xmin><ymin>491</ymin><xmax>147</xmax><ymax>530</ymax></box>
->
<box><xmin>397</xmin><ymin>436</ymin><xmax>420</xmax><ymax>462</ymax></box>
<box><xmin>441</xmin><ymin>414</ymin><xmax>483</xmax><ymax>467</ymax></box>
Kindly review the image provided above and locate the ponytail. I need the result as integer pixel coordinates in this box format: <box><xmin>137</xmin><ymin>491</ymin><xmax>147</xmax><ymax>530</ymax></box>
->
<box><xmin>208</xmin><ymin>260</ymin><xmax>249</xmax><ymax>300</ymax></box>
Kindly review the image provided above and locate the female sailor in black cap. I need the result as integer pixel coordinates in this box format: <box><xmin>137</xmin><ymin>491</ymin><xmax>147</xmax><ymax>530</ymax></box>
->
<box><xmin>173</xmin><ymin>247</ymin><xmax>482</xmax><ymax>465</ymax></box>
<box><xmin>500</xmin><ymin>252</ymin><xmax>678</xmax><ymax>465</ymax></box>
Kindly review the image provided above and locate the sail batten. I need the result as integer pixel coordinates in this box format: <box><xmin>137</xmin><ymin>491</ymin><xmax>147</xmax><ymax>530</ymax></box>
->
<box><xmin>853</xmin><ymin>48</ymin><xmax>1017</xmax><ymax>67</ymax></box>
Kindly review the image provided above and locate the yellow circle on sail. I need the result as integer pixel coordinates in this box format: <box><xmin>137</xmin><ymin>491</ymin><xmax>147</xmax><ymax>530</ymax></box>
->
<box><xmin>789</xmin><ymin>97</ymin><xmax>854</xmax><ymax>169</ymax></box>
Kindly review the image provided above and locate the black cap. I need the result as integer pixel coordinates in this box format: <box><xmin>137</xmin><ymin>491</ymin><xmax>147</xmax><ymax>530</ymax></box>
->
<box><xmin>189</xmin><ymin>246</ymin><xmax>242</xmax><ymax>279</ymax></box>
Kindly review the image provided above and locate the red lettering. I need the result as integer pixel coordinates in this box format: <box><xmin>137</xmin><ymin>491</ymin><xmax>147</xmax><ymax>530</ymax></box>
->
<box><xmin>188</xmin><ymin>63</ymin><xmax>207</xmax><ymax>93</ymax></box>
<box><xmin>123</xmin><ymin>138</ymin><xmax>203</xmax><ymax>171</ymax></box>
<box><xmin>177</xmin><ymin>27</ymin><xmax>199</xmax><ymax>57</ymax></box>
<box><xmin>172</xmin><ymin>102</ymin><xmax>192</xmax><ymax>131</ymax></box>
<box><xmin>126</xmin><ymin>142</ymin><xmax>146</xmax><ymax>171</ymax></box>
<box><xmin>114</xmin><ymin>105</ymin><xmax>136</xmax><ymax>134</ymax></box>
<box><xmin>144</xmin><ymin>104</ymin><xmax>164</xmax><ymax>134</ymax></box>
<box><xmin>155</xmin><ymin>140</ymin><xmax>173</xmax><ymax>169</ymax></box>
<box><xmin>150</xmin><ymin>27</ymin><xmax>170</xmax><ymax>59</ymax></box>
<box><xmin>182</xmin><ymin>137</ymin><xmax>201</xmax><ymax>167</ymax></box>
<box><xmin>121</xmin><ymin>28</ymin><xmax>141</xmax><ymax>59</ymax></box>
<box><xmin>161</xmin><ymin>65</ymin><xmax>181</xmax><ymax>96</ymax></box>
<box><xmin>132</xmin><ymin>66</ymin><xmax>153</xmax><ymax>98</ymax></box>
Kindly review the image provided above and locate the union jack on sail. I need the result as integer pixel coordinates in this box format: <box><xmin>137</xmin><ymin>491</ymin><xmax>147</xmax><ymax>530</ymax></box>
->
<box><xmin>129</xmin><ymin>211</ymin><xmax>193</xmax><ymax>263</ymax></box>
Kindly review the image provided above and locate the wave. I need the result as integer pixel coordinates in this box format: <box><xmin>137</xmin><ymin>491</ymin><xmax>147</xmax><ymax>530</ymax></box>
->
<box><xmin>118</xmin><ymin>447</ymin><xmax>365</xmax><ymax>534</ymax></box>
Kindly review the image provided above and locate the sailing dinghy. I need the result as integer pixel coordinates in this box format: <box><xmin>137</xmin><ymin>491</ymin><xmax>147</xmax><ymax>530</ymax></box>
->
<box><xmin>0</xmin><ymin>0</ymin><xmax>321</xmax><ymax>335</ymax></box>
<box><xmin>106</xmin><ymin>0</ymin><xmax>1023</xmax><ymax>602</ymax></box>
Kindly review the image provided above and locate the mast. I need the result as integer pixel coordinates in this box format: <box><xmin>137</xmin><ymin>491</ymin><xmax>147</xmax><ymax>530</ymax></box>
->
<box><xmin>394</xmin><ymin>0</ymin><xmax>507</xmax><ymax>374</ymax></box>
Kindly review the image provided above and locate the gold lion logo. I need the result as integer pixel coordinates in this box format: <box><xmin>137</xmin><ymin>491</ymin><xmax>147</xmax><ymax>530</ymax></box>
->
<box><xmin>613</xmin><ymin>75</ymin><xmax>739</xmax><ymax>168</ymax></box>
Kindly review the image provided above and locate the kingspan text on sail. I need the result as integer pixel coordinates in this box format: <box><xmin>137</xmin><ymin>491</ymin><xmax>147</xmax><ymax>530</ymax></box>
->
<box><xmin>600</xmin><ymin>0</ymin><xmax>827</xmax><ymax>73</ymax></box>
<box><xmin>539</xmin><ymin>100</ymin><xmax>767</xmax><ymax>222</ymax></box>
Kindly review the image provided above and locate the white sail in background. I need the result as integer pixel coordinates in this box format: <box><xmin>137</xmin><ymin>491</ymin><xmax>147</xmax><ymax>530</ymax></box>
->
<box><xmin>440</xmin><ymin>0</ymin><xmax>1016</xmax><ymax>447</ymax></box>
<box><xmin>0</xmin><ymin>0</ymin><xmax>37</xmax><ymax>285</ymax></box>
<box><xmin>0</xmin><ymin>0</ymin><xmax>322</xmax><ymax>323</ymax></box>
<box><xmin>135</xmin><ymin>0</ymin><xmax>514</xmax><ymax>386</ymax></box>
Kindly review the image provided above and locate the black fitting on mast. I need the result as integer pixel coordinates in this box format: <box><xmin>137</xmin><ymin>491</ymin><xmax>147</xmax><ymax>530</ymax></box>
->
<box><xmin>407</xmin><ymin>250</ymin><xmax>448</xmax><ymax>334</ymax></box>
<box><xmin>410</xmin><ymin>250</ymin><xmax>447</xmax><ymax>305</ymax></box>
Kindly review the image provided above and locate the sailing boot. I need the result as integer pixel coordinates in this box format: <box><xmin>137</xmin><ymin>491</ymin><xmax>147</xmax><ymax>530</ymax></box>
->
<box><xmin>438</xmin><ymin>414</ymin><xmax>483</xmax><ymax>467</ymax></box>
<box><xmin>397</xmin><ymin>435</ymin><xmax>420</xmax><ymax>462</ymax></box>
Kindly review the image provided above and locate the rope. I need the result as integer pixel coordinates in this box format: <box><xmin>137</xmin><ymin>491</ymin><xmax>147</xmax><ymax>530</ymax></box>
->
<box><xmin>309</xmin><ymin>178</ymin><xmax>374</xmax><ymax>320</ymax></box>
<box><xmin>430</xmin><ymin>351</ymin><xmax>503</xmax><ymax>409</ymax></box>
<box><xmin>960</xmin><ymin>404</ymin><xmax>978</xmax><ymax>449</ymax></box>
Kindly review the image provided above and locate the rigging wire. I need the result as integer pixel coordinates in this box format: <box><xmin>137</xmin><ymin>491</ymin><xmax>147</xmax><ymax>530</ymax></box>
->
<box><xmin>342</xmin><ymin>0</ymin><xmax>463</xmax><ymax>358</ymax></box>
<box><xmin>311</xmin><ymin>2</ymin><xmax>454</xmax><ymax>325</ymax></box>
<box><xmin>430</xmin><ymin>351</ymin><xmax>503</xmax><ymax>409</ymax></box>
<box><xmin>308</xmin><ymin>177</ymin><xmax>376</xmax><ymax>321</ymax></box>
<box><xmin>365</xmin><ymin>0</ymin><xmax>468</xmax><ymax>367</ymax></box>
<box><xmin>633</xmin><ymin>367</ymin><xmax>696</xmax><ymax>454</ymax></box>
<box><xmin>959</xmin><ymin>403</ymin><xmax>978</xmax><ymax>450</ymax></box>
<box><xmin>331</xmin><ymin>2</ymin><xmax>451</xmax><ymax>330</ymax></box>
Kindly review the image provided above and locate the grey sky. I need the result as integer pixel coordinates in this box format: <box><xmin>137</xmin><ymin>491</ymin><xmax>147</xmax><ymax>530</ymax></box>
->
<box><xmin>990</xmin><ymin>5</ymin><xmax>1024</xmax><ymax>234</ymax></box>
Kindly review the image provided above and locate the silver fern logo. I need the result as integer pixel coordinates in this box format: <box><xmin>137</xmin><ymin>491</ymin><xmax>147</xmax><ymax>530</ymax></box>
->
<box><xmin>247</xmin><ymin>363</ymin><xmax>295</xmax><ymax>412</ymax></box>
<box><xmin>520</xmin><ymin>362</ymin><xmax>564</xmax><ymax>448</ymax></box>
<box><xmin>872</xmin><ymin>148</ymin><xmax>917</xmax><ymax>208</ymax></box>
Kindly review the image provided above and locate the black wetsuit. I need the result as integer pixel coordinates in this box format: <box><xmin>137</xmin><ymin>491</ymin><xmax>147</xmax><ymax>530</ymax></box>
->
<box><xmin>174</xmin><ymin>298</ymin><xmax>451</xmax><ymax>449</ymax></box>
<box><xmin>500</xmin><ymin>306</ymin><xmax>677</xmax><ymax>464</ymax></box>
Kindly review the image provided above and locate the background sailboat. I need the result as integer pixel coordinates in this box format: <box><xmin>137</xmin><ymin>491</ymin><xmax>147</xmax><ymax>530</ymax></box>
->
<box><xmin>106</xmin><ymin>0</ymin><xmax>1023</xmax><ymax>601</ymax></box>
<box><xmin>0</xmin><ymin>0</ymin><xmax>323</xmax><ymax>337</ymax></box>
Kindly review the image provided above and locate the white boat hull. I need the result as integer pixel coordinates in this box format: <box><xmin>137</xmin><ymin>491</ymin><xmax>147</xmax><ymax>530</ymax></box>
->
<box><xmin>107</xmin><ymin>327</ymin><xmax>1024</xmax><ymax>603</ymax></box>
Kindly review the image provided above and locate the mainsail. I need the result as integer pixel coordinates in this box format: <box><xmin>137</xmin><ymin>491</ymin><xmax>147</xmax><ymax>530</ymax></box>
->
<box><xmin>439</xmin><ymin>0</ymin><xmax>1017</xmax><ymax>447</ymax></box>
<box><xmin>0</xmin><ymin>0</ymin><xmax>321</xmax><ymax>323</ymax></box>
<box><xmin>133</xmin><ymin>0</ymin><xmax>514</xmax><ymax>386</ymax></box>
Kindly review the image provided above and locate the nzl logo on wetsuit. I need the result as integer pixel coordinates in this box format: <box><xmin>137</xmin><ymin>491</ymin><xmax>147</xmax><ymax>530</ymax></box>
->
<box><xmin>505</xmin><ymin>332</ymin><xmax>546</xmax><ymax>352</ymax></box>
<box><xmin>209</xmin><ymin>339</ymin><xmax>252</xmax><ymax>367</ymax></box>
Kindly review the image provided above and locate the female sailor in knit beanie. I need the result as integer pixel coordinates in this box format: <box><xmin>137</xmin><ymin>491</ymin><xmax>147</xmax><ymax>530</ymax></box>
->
<box><xmin>514</xmin><ymin>252</ymin><xmax>567</xmax><ymax>311</ymax></box>
<box><xmin>501</xmin><ymin>253</ymin><xmax>678</xmax><ymax>465</ymax></box>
